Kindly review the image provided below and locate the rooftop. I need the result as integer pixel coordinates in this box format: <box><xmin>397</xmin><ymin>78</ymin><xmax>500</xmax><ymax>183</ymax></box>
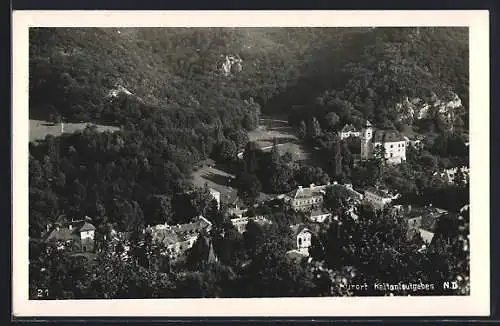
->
<box><xmin>331</xmin><ymin>184</ymin><xmax>364</xmax><ymax>201</ymax></box>
<box><xmin>287</xmin><ymin>184</ymin><xmax>329</xmax><ymax>200</ymax></box>
<box><xmin>147</xmin><ymin>216</ymin><xmax>212</xmax><ymax>246</ymax></box>
<box><xmin>341</xmin><ymin>124</ymin><xmax>358</xmax><ymax>133</ymax></box>
<box><xmin>310</xmin><ymin>207</ymin><xmax>332</xmax><ymax>216</ymax></box>
<box><xmin>290</xmin><ymin>224</ymin><xmax>311</xmax><ymax>237</ymax></box>
<box><xmin>403</xmin><ymin>206</ymin><xmax>449</xmax><ymax>232</ymax></box>
<box><xmin>365</xmin><ymin>187</ymin><xmax>393</xmax><ymax>199</ymax></box>
<box><xmin>45</xmin><ymin>219</ymin><xmax>96</xmax><ymax>242</ymax></box>
<box><xmin>373</xmin><ymin>130</ymin><xmax>405</xmax><ymax>143</ymax></box>
<box><xmin>418</xmin><ymin>228</ymin><xmax>435</xmax><ymax>244</ymax></box>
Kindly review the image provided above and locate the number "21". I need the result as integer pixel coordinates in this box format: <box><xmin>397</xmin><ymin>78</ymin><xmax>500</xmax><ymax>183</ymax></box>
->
<box><xmin>37</xmin><ymin>289</ymin><xmax>48</xmax><ymax>298</ymax></box>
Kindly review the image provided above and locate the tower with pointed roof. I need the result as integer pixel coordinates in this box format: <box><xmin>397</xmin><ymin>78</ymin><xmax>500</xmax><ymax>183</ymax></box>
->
<box><xmin>360</xmin><ymin>120</ymin><xmax>373</xmax><ymax>160</ymax></box>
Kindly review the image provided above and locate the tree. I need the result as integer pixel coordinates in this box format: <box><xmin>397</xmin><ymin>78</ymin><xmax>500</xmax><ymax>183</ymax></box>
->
<box><xmin>297</xmin><ymin>120</ymin><xmax>307</xmax><ymax>139</ymax></box>
<box><xmin>341</xmin><ymin>142</ymin><xmax>353</xmax><ymax>179</ymax></box>
<box><xmin>323</xmin><ymin>186</ymin><xmax>348</xmax><ymax>216</ymax></box>
<box><xmin>236</xmin><ymin>172</ymin><xmax>261</xmax><ymax>205</ymax></box>
<box><xmin>215</xmin><ymin>139</ymin><xmax>238</xmax><ymax>163</ymax></box>
<box><xmin>243</xmin><ymin>220</ymin><xmax>265</xmax><ymax>257</ymax></box>
<box><xmin>145</xmin><ymin>194</ymin><xmax>172</xmax><ymax>225</ymax></box>
<box><xmin>226</xmin><ymin>129</ymin><xmax>249</xmax><ymax>151</ymax></box>
<box><xmin>308</xmin><ymin>116</ymin><xmax>322</xmax><ymax>140</ymax></box>
<box><xmin>328</xmin><ymin>138</ymin><xmax>343</xmax><ymax>180</ymax></box>
<box><xmin>324</xmin><ymin>112</ymin><xmax>340</xmax><ymax>131</ymax></box>
<box><xmin>242</xmin><ymin>141</ymin><xmax>260</xmax><ymax>174</ymax></box>
<box><xmin>270</xmin><ymin>137</ymin><xmax>281</xmax><ymax>164</ymax></box>
<box><xmin>294</xmin><ymin>165</ymin><xmax>330</xmax><ymax>187</ymax></box>
<box><xmin>186</xmin><ymin>232</ymin><xmax>211</xmax><ymax>270</ymax></box>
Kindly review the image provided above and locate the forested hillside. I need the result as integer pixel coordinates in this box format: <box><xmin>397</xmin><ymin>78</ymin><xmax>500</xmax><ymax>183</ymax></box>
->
<box><xmin>29</xmin><ymin>26</ymin><xmax>468</xmax><ymax>236</ymax></box>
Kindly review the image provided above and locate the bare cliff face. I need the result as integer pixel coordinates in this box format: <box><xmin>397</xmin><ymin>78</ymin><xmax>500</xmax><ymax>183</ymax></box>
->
<box><xmin>395</xmin><ymin>91</ymin><xmax>464</xmax><ymax>129</ymax></box>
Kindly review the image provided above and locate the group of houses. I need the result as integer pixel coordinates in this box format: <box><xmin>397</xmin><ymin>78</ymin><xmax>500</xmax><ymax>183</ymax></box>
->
<box><xmin>252</xmin><ymin>179</ymin><xmax>452</xmax><ymax>260</ymax></box>
<box><xmin>42</xmin><ymin>146</ymin><xmax>460</xmax><ymax>267</ymax></box>
<box><xmin>42</xmin><ymin>188</ymin><xmax>223</xmax><ymax>261</ymax></box>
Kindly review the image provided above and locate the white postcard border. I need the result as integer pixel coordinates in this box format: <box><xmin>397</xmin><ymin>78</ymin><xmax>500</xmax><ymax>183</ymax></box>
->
<box><xmin>12</xmin><ymin>10</ymin><xmax>490</xmax><ymax>317</ymax></box>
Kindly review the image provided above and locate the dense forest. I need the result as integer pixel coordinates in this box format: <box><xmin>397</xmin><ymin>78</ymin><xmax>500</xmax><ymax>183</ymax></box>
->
<box><xmin>29</xmin><ymin>27</ymin><xmax>469</xmax><ymax>298</ymax></box>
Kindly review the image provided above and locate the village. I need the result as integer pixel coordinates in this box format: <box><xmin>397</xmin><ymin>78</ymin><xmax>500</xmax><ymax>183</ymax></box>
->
<box><xmin>39</xmin><ymin>119</ymin><xmax>469</xmax><ymax>269</ymax></box>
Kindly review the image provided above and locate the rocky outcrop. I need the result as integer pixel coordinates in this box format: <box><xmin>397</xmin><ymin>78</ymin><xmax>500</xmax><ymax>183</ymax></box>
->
<box><xmin>395</xmin><ymin>91</ymin><xmax>464</xmax><ymax>128</ymax></box>
<box><xmin>107</xmin><ymin>85</ymin><xmax>133</xmax><ymax>98</ymax></box>
<box><xmin>219</xmin><ymin>54</ymin><xmax>243</xmax><ymax>77</ymax></box>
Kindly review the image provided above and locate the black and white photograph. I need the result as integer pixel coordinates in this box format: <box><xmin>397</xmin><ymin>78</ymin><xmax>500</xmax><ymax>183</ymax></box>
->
<box><xmin>13</xmin><ymin>11</ymin><xmax>490</xmax><ymax>317</ymax></box>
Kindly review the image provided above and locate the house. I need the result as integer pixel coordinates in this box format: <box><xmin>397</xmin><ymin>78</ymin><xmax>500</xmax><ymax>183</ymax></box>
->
<box><xmin>403</xmin><ymin>206</ymin><xmax>449</xmax><ymax>245</ymax></box>
<box><xmin>290</xmin><ymin>225</ymin><xmax>313</xmax><ymax>256</ymax></box>
<box><xmin>227</xmin><ymin>204</ymin><xmax>248</xmax><ymax>219</ymax></box>
<box><xmin>444</xmin><ymin>166</ymin><xmax>469</xmax><ymax>184</ymax></box>
<box><xmin>146</xmin><ymin>216</ymin><xmax>212</xmax><ymax>261</ymax></box>
<box><xmin>339</xmin><ymin>124</ymin><xmax>361</xmax><ymax>140</ymax></box>
<box><xmin>283</xmin><ymin>183</ymin><xmax>329</xmax><ymax>211</ymax></box>
<box><xmin>360</xmin><ymin>120</ymin><xmax>406</xmax><ymax>164</ymax></box>
<box><xmin>209</xmin><ymin>188</ymin><xmax>221</xmax><ymax>209</ymax></box>
<box><xmin>309</xmin><ymin>207</ymin><xmax>332</xmax><ymax>223</ymax></box>
<box><xmin>44</xmin><ymin>216</ymin><xmax>96</xmax><ymax>253</ymax></box>
<box><xmin>363</xmin><ymin>187</ymin><xmax>395</xmax><ymax>209</ymax></box>
<box><xmin>404</xmin><ymin>135</ymin><xmax>425</xmax><ymax>150</ymax></box>
<box><xmin>230</xmin><ymin>215</ymin><xmax>272</xmax><ymax>233</ymax></box>
<box><xmin>331</xmin><ymin>183</ymin><xmax>364</xmax><ymax>205</ymax></box>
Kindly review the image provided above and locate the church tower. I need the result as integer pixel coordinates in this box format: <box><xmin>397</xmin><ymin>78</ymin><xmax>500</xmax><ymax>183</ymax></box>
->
<box><xmin>360</xmin><ymin>120</ymin><xmax>373</xmax><ymax>160</ymax></box>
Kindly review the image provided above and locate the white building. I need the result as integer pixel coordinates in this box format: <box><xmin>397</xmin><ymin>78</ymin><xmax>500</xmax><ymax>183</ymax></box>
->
<box><xmin>339</xmin><ymin>124</ymin><xmax>361</xmax><ymax>140</ymax></box>
<box><xmin>283</xmin><ymin>183</ymin><xmax>329</xmax><ymax>211</ymax></box>
<box><xmin>290</xmin><ymin>225</ymin><xmax>313</xmax><ymax>256</ymax></box>
<box><xmin>44</xmin><ymin>216</ymin><xmax>96</xmax><ymax>253</ymax></box>
<box><xmin>146</xmin><ymin>216</ymin><xmax>212</xmax><ymax>261</ymax></box>
<box><xmin>360</xmin><ymin>120</ymin><xmax>406</xmax><ymax>164</ymax></box>
<box><xmin>444</xmin><ymin>166</ymin><xmax>469</xmax><ymax>184</ymax></box>
<box><xmin>209</xmin><ymin>188</ymin><xmax>221</xmax><ymax>209</ymax></box>
<box><xmin>404</xmin><ymin>135</ymin><xmax>425</xmax><ymax>150</ymax></box>
<box><xmin>230</xmin><ymin>216</ymin><xmax>272</xmax><ymax>233</ymax></box>
<box><xmin>364</xmin><ymin>187</ymin><xmax>395</xmax><ymax>209</ymax></box>
<box><xmin>309</xmin><ymin>208</ymin><xmax>332</xmax><ymax>223</ymax></box>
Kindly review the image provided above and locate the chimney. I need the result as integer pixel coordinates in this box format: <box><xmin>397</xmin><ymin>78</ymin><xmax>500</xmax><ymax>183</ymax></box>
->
<box><xmin>298</xmin><ymin>186</ymin><xmax>303</xmax><ymax>190</ymax></box>
<box><xmin>310</xmin><ymin>184</ymin><xmax>315</xmax><ymax>189</ymax></box>
<box><xmin>56</xmin><ymin>226</ymin><xmax>60</xmax><ymax>231</ymax></box>
<box><xmin>46</xmin><ymin>225</ymin><xmax>50</xmax><ymax>232</ymax></box>
<box><xmin>68</xmin><ymin>224</ymin><xmax>72</xmax><ymax>230</ymax></box>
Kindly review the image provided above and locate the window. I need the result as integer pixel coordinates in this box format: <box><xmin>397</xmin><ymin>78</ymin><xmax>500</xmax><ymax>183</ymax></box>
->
<box><xmin>298</xmin><ymin>238</ymin><xmax>302</xmax><ymax>246</ymax></box>
<box><xmin>390</xmin><ymin>153</ymin><xmax>393</xmax><ymax>157</ymax></box>
<box><xmin>390</xmin><ymin>144</ymin><xmax>393</xmax><ymax>148</ymax></box>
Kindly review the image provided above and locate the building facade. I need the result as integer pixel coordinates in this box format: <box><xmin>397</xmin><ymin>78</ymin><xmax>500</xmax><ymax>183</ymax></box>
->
<box><xmin>290</xmin><ymin>225</ymin><xmax>313</xmax><ymax>256</ymax></box>
<box><xmin>230</xmin><ymin>216</ymin><xmax>272</xmax><ymax>233</ymax></box>
<box><xmin>339</xmin><ymin>124</ymin><xmax>361</xmax><ymax>140</ymax></box>
<box><xmin>44</xmin><ymin>217</ymin><xmax>96</xmax><ymax>252</ymax></box>
<box><xmin>360</xmin><ymin>120</ymin><xmax>406</xmax><ymax>164</ymax></box>
<box><xmin>147</xmin><ymin>216</ymin><xmax>212</xmax><ymax>261</ymax></box>
<box><xmin>363</xmin><ymin>187</ymin><xmax>395</xmax><ymax>209</ymax></box>
<box><xmin>403</xmin><ymin>206</ymin><xmax>449</xmax><ymax>245</ymax></box>
<box><xmin>284</xmin><ymin>183</ymin><xmax>329</xmax><ymax>211</ymax></box>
